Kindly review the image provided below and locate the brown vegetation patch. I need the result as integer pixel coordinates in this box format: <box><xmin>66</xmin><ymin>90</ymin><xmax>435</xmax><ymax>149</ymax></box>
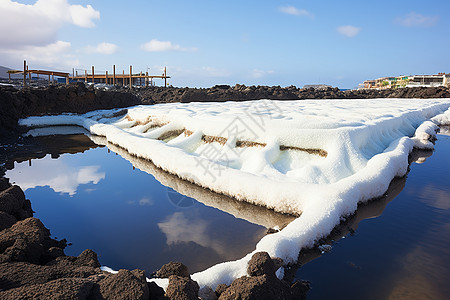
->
<box><xmin>280</xmin><ymin>145</ymin><xmax>328</xmax><ymax>157</ymax></box>
<box><xmin>157</xmin><ymin>129</ymin><xmax>185</xmax><ymax>141</ymax></box>
<box><xmin>236</xmin><ymin>140</ymin><xmax>267</xmax><ymax>148</ymax></box>
<box><xmin>184</xmin><ymin>129</ymin><xmax>194</xmax><ymax>136</ymax></box>
<box><xmin>202</xmin><ymin>135</ymin><xmax>228</xmax><ymax>145</ymax></box>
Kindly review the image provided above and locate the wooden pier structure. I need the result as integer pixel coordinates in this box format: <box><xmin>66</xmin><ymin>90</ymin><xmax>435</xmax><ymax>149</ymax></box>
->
<box><xmin>69</xmin><ymin>65</ymin><xmax>170</xmax><ymax>87</ymax></box>
<box><xmin>7</xmin><ymin>60</ymin><xmax>170</xmax><ymax>88</ymax></box>
<box><xmin>7</xmin><ymin>60</ymin><xmax>70</xmax><ymax>86</ymax></box>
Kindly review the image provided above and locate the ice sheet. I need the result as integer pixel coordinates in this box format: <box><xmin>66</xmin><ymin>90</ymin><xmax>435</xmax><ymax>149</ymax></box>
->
<box><xmin>19</xmin><ymin>98</ymin><xmax>450</xmax><ymax>289</ymax></box>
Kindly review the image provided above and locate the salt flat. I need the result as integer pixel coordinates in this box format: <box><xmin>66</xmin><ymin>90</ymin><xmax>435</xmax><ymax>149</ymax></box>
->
<box><xmin>20</xmin><ymin>98</ymin><xmax>450</xmax><ymax>289</ymax></box>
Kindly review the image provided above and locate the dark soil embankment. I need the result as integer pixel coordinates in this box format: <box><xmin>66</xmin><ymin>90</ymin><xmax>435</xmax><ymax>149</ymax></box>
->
<box><xmin>135</xmin><ymin>84</ymin><xmax>450</xmax><ymax>104</ymax></box>
<box><xmin>1</xmin><ymin>83</ymin><xmax>449</xmax><ymax>137</ymax></box>
<box><xmin>0</xmin><ymin>82</ymin><xmax>140</xmax><ymax>138</ymax></box>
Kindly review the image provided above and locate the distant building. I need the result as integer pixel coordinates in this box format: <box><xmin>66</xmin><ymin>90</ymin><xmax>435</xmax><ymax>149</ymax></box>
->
<box><xmin>362</xmin><ymin>73</ymin><xmax>450</xmax><ymax>89</ymax></box>
<box><xmin>303</xmin><ymin>84</ymin><xmax>333</xmax><ymax>90</ymax></box>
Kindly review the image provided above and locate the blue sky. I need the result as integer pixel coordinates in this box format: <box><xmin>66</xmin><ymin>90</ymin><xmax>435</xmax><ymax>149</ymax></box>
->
<box><xmin>0</xmin><ymin>0</ymin><xmax>449</xmax><ymax>88</ymax></box>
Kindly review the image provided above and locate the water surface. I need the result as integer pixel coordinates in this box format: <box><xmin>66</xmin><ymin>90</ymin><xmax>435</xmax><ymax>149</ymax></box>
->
<box><xmin>3</xmin><ymin>129</ymin><xmax>449</xmax><ymax>299</ymax></box>
<box><xmin>296</xmin><ymin>131</ymin><xmax>450</xmax><ymax>300</ymax></box>
<box><xmin>4</xmin><ymin>133</ymin><xmax>293</xmax><ymax>274</ymax></box>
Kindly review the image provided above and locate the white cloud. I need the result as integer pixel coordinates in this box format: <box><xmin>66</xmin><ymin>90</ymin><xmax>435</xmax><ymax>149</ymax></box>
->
<box><xmin>141</xmin><ymin>39</ymin><xmax>197</xmax><ymax>52</ymax></box>
<box><xmin>396</xmin><ymin>12</ymin><xmax>439</xmax><ymax>28</ymax></box>
<box><xmin>337</xmin><ymin>25</ymin><xmax>361</xmax><ymax>38</ymax></box>
<box><xmin>139</xmin><ymin>197</ymin><xmax>154</xmax><ymax>206</ymax></box>
<box><xmin>6</xmin><ymin>155</ymin><xmax>105</xmax><ymax>196</ymax></box>
<box><xmin>0</xmin><ymin>40</ymin><xmax>79</xmax><ymax>69</ymax></box>
<box><xmin>279</xmin><ymin>6</ymin><xmax>313</xmax><ymax>18</ymax></box>
<box><xmin>251</xmin><ymin>69</ymin><xmax>274</xmax><ymax>79</ymax></box>
<box><xmin>158</xmin><ymin>212</ymin><xmax>229</xmax><ymax>257</ymax></box>
<box><xmin>84</xmin><ymin>42</ymin><xmax>118</xmax><ymax>55</ymax></box>
<box><xmin>0</xmin><ymin>0</ymin><xmax>100</xmax><ymax>48</ymax></box>
<box><xmin>69</xmin><ymin>4</ymin><xmax>100</xmax><ymax>28</ymax></box>
<box><xmin>0</xmin><ymin>0</ymin><xmax>99</xmax><ymax>69</ymax></box>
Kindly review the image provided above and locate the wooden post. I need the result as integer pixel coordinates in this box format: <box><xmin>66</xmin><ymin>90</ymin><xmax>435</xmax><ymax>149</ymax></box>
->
<box><xmin>48</xmin><ymin>74</ymin><xmax>51</xmax><ymax>84</ymax></box>
<box><xmin>129</xmin><ymin>65</ymin><xmax>132</xmax><ymax>88</ymax></box>
<box><xmin>164</xmin><ymin>67</ymin><xmax>167</xmax><ymax>87</ymax></box>
<box><xmin>123</xmin><ymin>70</ymin><xmax>125</xmax><ymax>86</ymax></box>
<box><xmin>105</xmin><ymin>71</ymin><xmax>108</xmax><ymax>85</ymax></box>
<box><xmin>66</xmin><ymin>76</ymin><xmax>69</xmax><ymax>85</ymax></box>
<box><xmin>27</xmin><ymin>66</ymin><xmax>31</xmax><ymax>85</ymax></box>
<box><xmin>23</xmin><ymin>60</ymin><xmax>26</xmax><ymax>87</ymax></box>
<box><xmin>145</xmin><ymin>72</ymin><xmax>148</xmax><ymax>87</ymax></box>
<box><xmin>91</xmin><ymin>66</ymin><xmax>95</xmax><ymax>83</ymax></box>
<box><xmin>8</xmin><ymin>71</ymin><xmax>11</xmax><ymax>82</ymax></box>
<box><xmin>113</xmin><ymin>65</ymin><xmax>116</xmax><ymax>86</ymax></box>
<box><xmin>85</xmin><ymin>70</ymin><xmax>87</xmax><ymax>82</ymax></box>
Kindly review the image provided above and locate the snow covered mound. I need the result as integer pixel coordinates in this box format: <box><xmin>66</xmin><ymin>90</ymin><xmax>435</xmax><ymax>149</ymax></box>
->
<box><xmin>20</xmin><ymin>98</ymin><xmax>450</xmax><ymax>288</ymax></box>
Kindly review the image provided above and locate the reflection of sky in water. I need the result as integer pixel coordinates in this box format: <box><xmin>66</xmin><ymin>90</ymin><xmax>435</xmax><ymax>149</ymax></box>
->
<box><xmin>297</xmin><ymin>134</ymin><xmax>450</xmax><ymax>300</ymax></box>
<box><xmin>5</xmin><ymin>145</ymin><xmax>266</xmax><ymax>274</ymax></box>
<box><xmin>7</xmin><ymin>155</ymin><xmax>105</xmax><ymax>196</ymax></box>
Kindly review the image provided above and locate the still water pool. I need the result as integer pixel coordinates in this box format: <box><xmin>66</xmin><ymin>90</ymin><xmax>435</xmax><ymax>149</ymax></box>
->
<box><xmin>4</xmin><ymin>133</ymin><xmax>293</xmax><ymax>274</ymax></box>
<box><xmin>3</xmin><ymin>129</ymin><xmax>449</xmax><ymax>299</ymax></box>
<box><xmin>296</xmin><ymin>131</ymin><xmax>450</xmax><ymax>299</ymax></box>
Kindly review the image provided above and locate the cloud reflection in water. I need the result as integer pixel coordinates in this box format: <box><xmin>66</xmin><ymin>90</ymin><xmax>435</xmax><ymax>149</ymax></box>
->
<box><xmin>6</xmin><ymin>154</ymin><xmax>105</xmax><ymax>196</ymax></box>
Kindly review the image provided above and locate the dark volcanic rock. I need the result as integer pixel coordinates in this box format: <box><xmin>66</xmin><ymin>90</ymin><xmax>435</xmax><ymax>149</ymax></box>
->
<box><xmin>0</xmin><ymin>211</ymin><xmax>16</xmax><ymax>231</ymax></box>
<box><xmin>217</xmin><ymin>251</ymin><xmax>309</xmax><ymax>300</ymax></box>
<box><xmin>0</xmin><ymin>178</ymin><xmax>10</xmax><ymax>191</ymax></box>
<box><xmin>215</xmin><ymin>284</ymin><xmax>229</xmax><ymax>297</ymax></box>
<box><xmin>247</xmin><ymin>252</ymin><xmax>277</xmax><ymax>277</ymax></box>
<box><xmin>0</xmin><ymin>185</ymin><xmax>33</xmax><ymax>220</ymax></box>
<box><xmin>290</xmin><ymin>280</ymin><xmax>310</xmax><ymax>300</ymax></box>
<box><xmin>166</xmin><ymin>275</ymin><xmax>200</xmax><ymax>300</ymax></box>
<box><xmin>0</xmin><ymin>277</ymin><xmax>95</xmax><ymax>300</ymax></box>
<box><xmin>0</xmin><ymin>217</ymin><xmax>51</xmax><ymax>264</ymax></box>
<box><xmin>97</xmin><ymin>269</ymin><xmax>150</xmax><ymax>300</ymax></box>
<box><xmin>218</xmin><ymin>274</ymin><xmax>293</xmax><ymax>300</ymax></box>
<box><xmin>148</xmin><ymin>281</ymin><xmax>165</xmax><ymax>299</ymax></box>
<box><xmin>199</xmin><ymin>285</ymin><xmax>217</xmax><ymax>300</ymax></box>
<box><xmin>157</xmin><ymin>261</ymin><xmax>190</xmax><ymax>278</ymax></box>
<box><xmin>75</xmin><ymin>249</ymin><xmax>101</xmax><ymax>268</ymax></box>
<box><xmin>0</xmin><ymin>261</ymin><xmax>102</xmax><ymax>291</ymax></box>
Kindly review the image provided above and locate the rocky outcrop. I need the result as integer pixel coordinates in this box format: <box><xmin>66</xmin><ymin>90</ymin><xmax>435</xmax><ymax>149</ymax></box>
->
<box><xmin>156</xmin><ymin>261</ymin><xmax>190</xmax><ymax>278</ymax></box>
<box><xmin>156</xmin><ymin>261</ymin><xmax>199</xmax><ymax>300</ymax></box>
<box><xmin>218</xmin><ymin>252</ymin><xmax>309</xmax><ymax>300</ymax></box>
<box><xmin>136</xmin><ymin>85</ymin><xmax>450</xmax><ymax>104</ymax></box>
